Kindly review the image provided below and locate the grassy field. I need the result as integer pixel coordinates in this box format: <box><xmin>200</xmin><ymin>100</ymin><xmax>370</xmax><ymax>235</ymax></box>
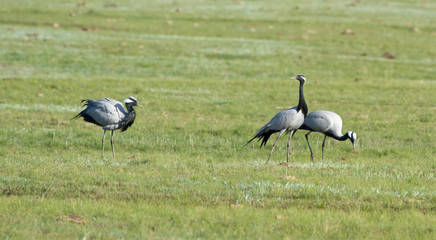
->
<box><xmin>1</xmin><ymin>0</ymin><xmax>435</xmax><ymax>239</ymax></box>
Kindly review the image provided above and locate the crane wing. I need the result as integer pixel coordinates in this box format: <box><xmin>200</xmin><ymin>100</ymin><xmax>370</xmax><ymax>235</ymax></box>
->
<box><xmin>301</xmin><ymin>111</ymin><xmax>337</xmax><ymax>133</ymax></box>
<box><xmin>247</xmin><ymin>106</ymin><xmax>305</xmax><ymax>147</ymax></box>
<box><xmin>267</xmin><ymin>106</ymin><xmax>304</xmax><ymax>131</ymax></box>
<box><xmin>78</xmin><ymin>98</ymin><xmax>127</xmax><ymax>127</ymax></box>
<box><xmin>101</xmin><ymin>98</ymin><xmax>128</xmax><ymax>119</ymax></box>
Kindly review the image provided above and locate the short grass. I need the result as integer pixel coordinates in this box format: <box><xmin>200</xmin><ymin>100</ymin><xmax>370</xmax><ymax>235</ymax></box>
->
<box><xmin>1</xmin><ymin>0</ymin><xmax>435</xmax><ymax>239</ymax></box>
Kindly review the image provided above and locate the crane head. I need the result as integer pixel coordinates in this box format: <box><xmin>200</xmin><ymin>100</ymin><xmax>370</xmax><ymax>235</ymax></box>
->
<box><xmin>347</xmin><ymin>131</ymin><xmax>357</xmax><ymax>149</ymax></box>
<box><xmin>291</xmin><ymin>74</ymin><xmax>306</xmax><ymax>84</ymax></box>
<box><xmin>124</xmin><ymin>96</ymin><xmax>143</xmax><ymax>108</ymax></box>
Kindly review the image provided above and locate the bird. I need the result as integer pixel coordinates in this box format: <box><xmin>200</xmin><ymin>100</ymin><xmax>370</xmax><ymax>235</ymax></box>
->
<box><xmin>298</xmin><ymin>110</ymin><xmax>357</xmax><ymax>161</ymax></box>
<box><xmin>72</xmin><ymin>96</ymin><xmax>142</xmax><ymax>159</ymax></box>
<box><xmin>246</xmin><ymin>74</ymin><xmax>308</xmax><ymax>164</ymax></box>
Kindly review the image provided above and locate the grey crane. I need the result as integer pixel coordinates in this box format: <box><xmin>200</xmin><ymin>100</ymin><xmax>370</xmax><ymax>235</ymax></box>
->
<box><xmin>72</xmin><ymin>96</ymin><xmax>142</xmax><ymax>159</ymax></box>
<box><xmin>247</xmin><ymin>74</ymin><xmax>308</xmax><ymax>164</ymax></box>
<box><xmin>298</xmin><ymin>110</ymin><xmax>356</xmax><ymax>161</ymax></box>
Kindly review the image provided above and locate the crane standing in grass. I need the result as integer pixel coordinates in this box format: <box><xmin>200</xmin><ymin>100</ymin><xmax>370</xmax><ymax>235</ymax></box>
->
<box><xmin>72</xmin><ymin>96</ymin><xmax>142</xmax><ymax>159</ymax></box>
<box><xmin>298</xmin><ymin>110</ymin><xmax>356</xmax><ymax>161</ymax></box>
<box><xmin>246</xmin><ymin>74</ymin><xmax>308</xmax><ymax>164</ymax></box>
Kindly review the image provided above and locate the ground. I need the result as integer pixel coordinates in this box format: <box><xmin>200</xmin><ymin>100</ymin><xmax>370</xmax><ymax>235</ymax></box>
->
<box><xmin>0</xmin><ymin>0</ymin><xmax>435</xmax><ymax>239</ymax></box>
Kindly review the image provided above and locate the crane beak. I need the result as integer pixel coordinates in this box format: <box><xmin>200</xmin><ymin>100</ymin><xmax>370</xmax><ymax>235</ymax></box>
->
<box><xmin>137</xmin><ymin>104</ymin><xmax>143</xmax><ymax>108</ymax></box>
<box><xmin>290</xmin><ymin>76</ymin><xmax>296</xmax><ymax>79</ymax></box>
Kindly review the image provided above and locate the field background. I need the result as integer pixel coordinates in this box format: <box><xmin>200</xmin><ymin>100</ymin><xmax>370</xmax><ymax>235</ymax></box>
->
<box><xmin>0</xmin><ymin>0</ymin><xmax>435</xmax><ymax>239</ymax></box>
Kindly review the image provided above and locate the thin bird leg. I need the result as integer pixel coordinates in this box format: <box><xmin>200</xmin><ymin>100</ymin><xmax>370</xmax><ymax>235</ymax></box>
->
<box><xmin>102</xmin><ymin>129</ymin><xmax>106</xmax><ymax>159</ymax></box>
<box><xmin>305</xmin><ymin>132</ymin><xmax>314</xmax><ymax>161</ymax></box>
<box><xmin>265</xmin><ymin>129</ymin><xmax>285</xmax><ymax>164</ymax></box>
<box><xmin>110</xmin><ymin>130</ymin><xmax>115</xmax><ymax>158</ymax></box>
<box><xmin>286</xmin><ymin>130</ymin><xmax>294</xmax><ymax>163</ymax></box>
<box><xmin>321</xmin><ymin>134</ymin><xmax>327</xmax><ymax>160</ymax></box>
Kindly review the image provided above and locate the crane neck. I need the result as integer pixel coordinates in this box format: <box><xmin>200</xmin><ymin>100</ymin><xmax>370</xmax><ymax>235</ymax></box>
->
<box><xmin>297</xmin><ymin>81</ymin><xmax>308</xmax><ymax>117</ymax></box>
<box><xmin>120</xmin><ymin>105</ymin><xmax>137</xmax><ymax>132</ymax></box>
<box><xmin>327</xmin><ymin>132</ymin><xmax>348</xmax><ymax>141</ymax></box>
<box><xmin>125</xmin><ymin>104</ymin><xmax>136</xmax><ymax>113</ymax></box>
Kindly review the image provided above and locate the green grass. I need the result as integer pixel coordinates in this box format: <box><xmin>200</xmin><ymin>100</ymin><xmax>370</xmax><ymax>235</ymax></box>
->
<box><xmin>1</xmin><ymin>0</ymin><xmax>435</xmax><ymax>239</ymax></box>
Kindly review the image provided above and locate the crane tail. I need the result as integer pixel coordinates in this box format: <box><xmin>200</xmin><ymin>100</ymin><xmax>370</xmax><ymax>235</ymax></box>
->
<box><xmin>245</xmin><ymin>135</ymin><xmax>258</xmax><ymax>146</ymax></box>
<box><xmin>71</xmin><ymin>100</ymin><xmax>100</xmax><ymax>126</ymax></box>
<box><xmin>71</xmin><ymin>109</ymin><xmax>85</xmax><ymax>120</ymax></box>
<box><xmin>71</xmin><ymin>110</ymin><xmax>99</xmax><ymax>126</ymax></box>
<box><xmin>71</xmin><ymin>99</ymin><xmax>91</xmax><ymax>120</ymax></box>
<box><xmin>246</xmin><ymin>129</ymin><xmax>278</xmax><ymax>148</ymax></box>
<box><xmin>71</xmin><ymin>113</ymin><xmax>81</xmax><ymax>120</ymax></box>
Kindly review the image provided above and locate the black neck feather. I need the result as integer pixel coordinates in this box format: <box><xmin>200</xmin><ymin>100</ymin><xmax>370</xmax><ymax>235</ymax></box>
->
<box><xmin>296</xmin><ymin>81</ymin><xmax>308</xmax><ymax>117</ymax></box>
<box><xmin>121</xmin><ymin>108</ymin><xmax>136</xmax><ymax>132</ymax></box>
<box><xmin>327</xmin><ymin>132</ymin><xmax>349</xmax><ymax>141</ymax></box>
<box><xmin>126</xmin><ymin>104</ymin><xmax>134</xmax><ymax>113</ymax></box>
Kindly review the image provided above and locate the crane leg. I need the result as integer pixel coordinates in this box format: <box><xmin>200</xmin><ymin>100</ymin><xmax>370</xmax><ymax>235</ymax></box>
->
<box><xmin>321</xmin><ymin>135</ymin><xmax>327</xmax><ymax>160</ymax></box>
<box><xmin>305</xmin><ymin>132</ymin><xmax>314</xmax><ymax>161</ymax></box>
<box><xmin>286</xmin><ymin>130</ymin><xmax>294</xmax><ymax>163</ymax></box>
<box><xmin>101</xmin><ymin>129</ymin><xmax>106</xmax><ymax>159</ymax></box>
<box><xmin>110</xmin><ymin>130</ymin><xmax>115</xmax><ymax>158</ymax></box>
<box><xmin>265</xmin><ymin>129</ymin><xmax>285</xmax><ymax>164</ymax></box>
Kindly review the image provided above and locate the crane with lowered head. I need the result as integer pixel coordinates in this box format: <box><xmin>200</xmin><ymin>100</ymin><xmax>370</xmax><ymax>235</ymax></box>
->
<box><xmin>298</xmin><ymin>110</ymin><xmax>356</xmax><ymax>161</ymax></box>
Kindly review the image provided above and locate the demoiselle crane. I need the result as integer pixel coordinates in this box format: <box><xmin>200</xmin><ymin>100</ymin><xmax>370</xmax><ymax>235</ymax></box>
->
<box><xmin>247</xmin><ymin>74</ymin><xmax>308</xmax><ymax>164</ymax></box>
<box><xmin>72</xmin><ymin>96</ymin><xmax>142</xmax><ymax>159</ymax></box>
<box><xmin>298</xmin><ymin>110</ymin><xmax>356</xmax><ymax>161</ymax></box>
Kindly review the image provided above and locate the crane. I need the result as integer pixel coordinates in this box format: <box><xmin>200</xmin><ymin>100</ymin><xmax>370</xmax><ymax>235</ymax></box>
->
<box><xmin>72</xmin><ymin>96</ymin><xmax>142</xmax><ymax>159</ymax></box>
<box><xmin>298</xmin><ymin>110</ymin><xmax>356</xmax><ymax>161</ymax></box>
<box><xmin>247</xmin><ymin>74</ymin><xmax>308</xmax><ymax>164</ymax></box>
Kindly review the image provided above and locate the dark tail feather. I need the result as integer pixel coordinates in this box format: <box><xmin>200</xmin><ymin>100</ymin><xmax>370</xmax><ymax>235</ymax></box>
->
<box><xmin>72</xmin><ymin>110</ymin><xmax>99</xmax><ymax>126</ymax></box>
<box><xmin>71</xmin><ymin>100</ymin><xmax>100</xmax><ymax>127</ymax></box>
<box><xmin>80</xmin><ymin>99</ymin><xmax>88</xmax><ymax>107</ymax></box>
<box><xmin>71</xmin><ymin>99</ymin><xmax>89</xmax><ymax>120</ymax></box>
<box><xmin>245</xmin><ymin>129</ymin><xmax>278</xmax><ymax>148</ymax></box>
<box><xmin>245</xmin><ymin>135</ymin><xmax>258</xmax><ymax>146</ymax></box>
<box><xmin>71</xmin><ymin>112</ymin><xmax>82</xmax><ymax>120</ymax></box>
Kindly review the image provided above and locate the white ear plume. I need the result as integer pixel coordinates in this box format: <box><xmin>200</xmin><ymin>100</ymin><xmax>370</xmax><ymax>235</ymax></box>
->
<box><xmin>124</xmin><ymin>96</ymin><xmax>137</xmax><ymax>104</ymax></box>
<box><xmin>124</xmin><ymin>98</ymin><xmax>134</xmax><ymax>104</ymax></box>
<box><xmin>347</xmin><ymin>131</ymin><xmax>356</xmax><ymax>141</ymax></box>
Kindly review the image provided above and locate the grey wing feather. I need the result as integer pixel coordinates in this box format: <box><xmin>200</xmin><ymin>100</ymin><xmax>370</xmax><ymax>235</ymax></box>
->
<box><xmin>247</xmin><ymin>106</ymin><xmax>305</xmax><ymax>147</ymax></box>
<box><xmin>85</xmin><ymin>98</ymin><xmax>127</xmax><ymax>126</ymax></box>
<box><xmin>302</xmin><ymin>110</ymin><xmax>342</xmax><ymax>134</ymax></box>
<box><xmin>101</xmin><ymin>98</ymin><xmax>128</xmax><ymax>118</ymax></box>
<box><xmin>267</xmin><ymin>106</ymin><xmax>304</xmax><ymax>131</ymax></box>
